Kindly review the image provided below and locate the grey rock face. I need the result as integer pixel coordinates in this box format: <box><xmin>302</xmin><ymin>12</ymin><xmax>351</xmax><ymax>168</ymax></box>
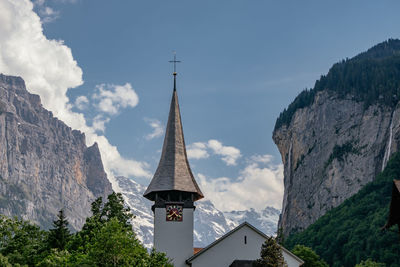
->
<box><xmin>273</xmin><ymin>90</ymin><xmax>400</xmax><ymax>236</ymax></box>
<box><xmin>0</xmin><ymin>74</ymin><xmax>113</xmax><ymax>230</ymax></box>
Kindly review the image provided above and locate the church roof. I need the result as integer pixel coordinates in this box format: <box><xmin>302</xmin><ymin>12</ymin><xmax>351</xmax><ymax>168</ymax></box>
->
<box><xmin>143</xmin><ymin>74</ymin><xmax>204</xmax><ymax>201</ymax></box>
<box><xmin>186</xmin><ymin>221</ymin><xmax>304</xmax><ymax>264</ymax></box>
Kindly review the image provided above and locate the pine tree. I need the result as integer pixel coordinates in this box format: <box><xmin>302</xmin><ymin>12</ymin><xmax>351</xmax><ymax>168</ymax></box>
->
<box><xmin>103</xmin><ymin>192</ymin><xmax>134</xmax><ymax>227</ymax></box>
<box><xmin>253</xmin><ymin>236</ymin><xmax>287</xmax><ymax>267</ymax></box>
<box><xmin>47</xmin><ymin>209</ymin><xmax>71</xmax><ymax>251</ymax></box>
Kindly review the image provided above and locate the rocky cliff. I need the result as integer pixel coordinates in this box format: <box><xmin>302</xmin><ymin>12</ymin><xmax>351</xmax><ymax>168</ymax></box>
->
<box><xmin>0</xmin><ymin>74</ymin><xmax>113</xmax><ymax>230</ymax></box>
<box><xmin>273</xmin><ymin>39</ymin><xmax>400</xmax><ymax>236</ymax></box>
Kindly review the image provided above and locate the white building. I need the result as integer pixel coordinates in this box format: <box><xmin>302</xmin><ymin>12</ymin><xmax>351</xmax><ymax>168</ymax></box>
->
<box><xmin>186</xmin><ymin>222</ymin><xmax>304</xmax><ymax>267</ymax></box>
<box><xmin>144</xmin><ymin>67</ymin><xmax>304</xmax><ymax>267</ymax></box>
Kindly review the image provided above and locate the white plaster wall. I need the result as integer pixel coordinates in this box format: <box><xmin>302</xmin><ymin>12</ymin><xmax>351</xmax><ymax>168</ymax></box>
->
<box><xmin>190</xmin><ymin>225</ymin><xmax>302</xmax><ymax>267</ymax></box>
<box><xmin>190</xmin><ymin>226</ymin><xmax>264</xmax><ymax>267</ymax></box>
<box><xmin>282</xmin><ymin>249</ymin><xmax>302</xmax><ymax>267</ymax></box>
<box><xmin>154</xmin><ymin>207</ymin><xmax>193</xmax><ymax>267</ymax></box>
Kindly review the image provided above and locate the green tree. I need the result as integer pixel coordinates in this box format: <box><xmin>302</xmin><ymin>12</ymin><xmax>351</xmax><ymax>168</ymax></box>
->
<box><xmin>47</xmin><ymin>210</ymin><xmax>71</xmax><ymax>251</ymax></box>
<box><xmin>253</xmin><ymin>236</ymin><xmax>287</xmax><ymax>267</ymax></box>
<box><xmin>0</xmin><ymin>215</ymin><xmax>47</xmax><ymax>266</ymax></box>
<box><xmin>147</xmin><ymin>249</ymin><xmax>173</xmax><ymax>267</ymax></box>
<box><xmin>37</xmin><ymin>249</ymin><xmax>92</xmax><ymax>267</ymax></box>
<box><xmin>0</xmin><ymin>254</ymin><xmax>12</xmax><ymax>267</ymax></box>
<box><xmin>0</xmin><ymin>194</ymin><xmax>172</xmax><ymax>266</ymax></box>
<box><xmin>102</xmin><ymin>192</ymin><xmax>134</xmax><ymax>227</ymax></box>
<box><xmin>37</xmin><ymin>249</ymin><xmax>70</xmax><ymax>267</ymax></box>
<box><xmin>87</xmin><ymin>218</ymin><xmax>148</xmax><ymax>267</ymax></box>
<box><xmin>355</xmin><ymin>259</ymin><xmax>385</xmax><ymax>267</ymax></box>
<box><xmin>291</xmin><ymin>245</ymin><xmax>328</xmax><ymax>267</ymax></box>
<box><xmin>68</xmin><ymin>193</ymin><xmax>134</xmax><ymax>253</ymax></box>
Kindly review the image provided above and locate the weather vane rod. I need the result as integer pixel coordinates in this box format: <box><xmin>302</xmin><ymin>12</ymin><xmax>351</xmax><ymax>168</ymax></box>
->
<box><xmin>169</xmin><ymin>52</ymin><xmax>181</xmax><ymax>75</ymax></box>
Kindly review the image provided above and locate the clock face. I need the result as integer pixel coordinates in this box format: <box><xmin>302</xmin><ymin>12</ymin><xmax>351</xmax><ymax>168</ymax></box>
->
<box><xmin>166</xmin><ymin>205</ymin><xmax>183</xmax><ymax>221</ymax></box>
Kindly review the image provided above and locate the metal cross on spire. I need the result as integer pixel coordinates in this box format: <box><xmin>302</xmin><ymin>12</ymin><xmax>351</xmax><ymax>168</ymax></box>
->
<box><xmin>169</xmin><ymin>52</ymin><xmax>181</xmax><ymax>75</ymax></box>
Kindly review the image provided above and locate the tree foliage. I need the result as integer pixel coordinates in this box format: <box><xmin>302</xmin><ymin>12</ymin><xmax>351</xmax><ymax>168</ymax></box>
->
<box><xmin>47</xmin><ymin>209</ymin><xmax>71</xmax><ymax>251</ymax></box>
<box><xmin>0</xmin><ymin>193</ymin><xmax>173</xmax><ymax>266</ymax></box>
<box><xmin>355</xmin><ymin>259</ymin><xmax>386</xmax><ymax>267</ymax></box>
<box><xmin>0</xmin><ymin>215</ymin><xmax>47</xmax><ymax>266</ymax></box>
<box><xmin>275</xmin><ymin>39</ymin><xmax>400</xmax><ymax>130</ymax></box>
<box><xmin>291</xmin><ymin>245</ymin><xmax>328</xmax><ymax>267</ymax></box>
<box><xmin>285</xmin><ymin>152</ymin><xmax>400</xmax><ymax>267</ymax></box>
<box><xmin>87</xmin><ymin>218</ymin><xmax>148</xmax><ymax>266</ymax></box>
<box><xmin>253</xmin><ymin>236</ymin><xmax>287</xmax><ymax>267</ymax></box>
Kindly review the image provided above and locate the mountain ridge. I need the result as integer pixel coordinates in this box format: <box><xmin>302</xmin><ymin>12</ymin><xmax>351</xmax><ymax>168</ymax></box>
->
<box><xmin>273</xmin><ymin>39</ymin><xmax>400</xmax><ymax>236</ymax></box>
<box><xmin>0</xmin><ymin>73</ymin><xmax>113</xmax><ymax>230</ymax></box>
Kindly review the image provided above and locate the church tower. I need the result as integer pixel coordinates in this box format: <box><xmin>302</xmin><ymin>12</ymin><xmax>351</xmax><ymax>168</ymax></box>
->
<box><xmin>143</xmin><ymin>66</ymin><xmax>204</xmax><ymax>267</ymax></box>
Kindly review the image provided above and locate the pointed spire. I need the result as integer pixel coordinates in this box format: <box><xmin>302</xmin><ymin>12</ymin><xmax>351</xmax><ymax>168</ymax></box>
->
<box><xmin>143</xmin><ymin>74</ymin><xmax>203</xmax><ymax>202</ymax></box>
<box><xmin>173</xmin><ymin>72</ymin><xmax>177</xmax><ymax>91</ymax></box>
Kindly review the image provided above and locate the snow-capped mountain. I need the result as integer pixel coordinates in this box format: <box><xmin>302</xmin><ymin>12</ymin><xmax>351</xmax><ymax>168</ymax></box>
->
<box><xmin>193</xmin><ymin>199</ymin><xmax>231</xmax><ymax>247</ymax></box>
<box><xmin>115</xmin><ymin>176</ymin><xmax>280</xmax><ymax>248</ymax></box>
<box><xmin>223</xmin><ymin>207</ymin><xmax>280</xmax><ymax>237</ymax></box>
<box><xmin>115</xmin><ymin>176</ymin><xmax>154</xmax><ymax>248</ymax></box>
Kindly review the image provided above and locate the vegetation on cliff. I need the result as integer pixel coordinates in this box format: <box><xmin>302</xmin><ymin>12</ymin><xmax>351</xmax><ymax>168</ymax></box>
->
<box><xmin>275</xmin><ymin>39</ymin><xmax>400</xmax><ymax>130</ymax></box>
<box><xmin>284</xmin><ymin>152</ymin><xmax>400</xmax><ymax>267</ymax></box>
<box><xmin>0</xmin><ymin>192</ymin><xmax>172</xmax><ymax>267</ymax></box>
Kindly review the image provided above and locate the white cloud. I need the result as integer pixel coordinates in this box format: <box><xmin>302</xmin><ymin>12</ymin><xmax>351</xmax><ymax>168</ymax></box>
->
<box><xmin>75</xmin><ymin>95</ymin><xmax>89</xmax><ymax>110</ymax></box>
<box><xmin>33</xmin><ymin>0</ymin><xmax>60</xmax><ymax>23</ymax></box>
<box><xmin>187</xmin><ymin>142</ymin><xmax>209</xmax><ymax>159</ymax></box>
<box><xmin>0</xmin><ymin>0</ymin><xmax>151</xmax><ymax>187</ymax></box>
<box><xmin>34</xmin><ymin>0</ymin><xmax>78</xmax><ymax>6</ymax></box>
<box><xmin>93</xmin><ymin>83</ymin><xmax>139</xmax><ymax>115</ymax></box>
<box><xmin>207</xmin><ymin>139</ymin><xmax>241</xmax><ymax>166</ymax></box>
<box><xmin>92</xmin><ymin>115</ymin><xmax>110</xmax><ymax>133</ymax></box>
<box><xmin>144</xmin><ymin>118</ymin><xmax>164</xmax><ymax>140</ymax></box>
<box><xmin>34</xmin><ymin>0</ymin><xmax>45</xmax><ymax>5</ymax></box>
<box><xmin>250</xmin><ymin>154</ymin><xmax>273</xmax><ymax>164</ymax></box>
<box><xmin>197</xmin><ymin>155</ymin><xmax>284</xmax><ymax>211</ymax></box>
<box><xmin>187</xmin><ymin>139</ymin><xmax>241</xmax><ymax>165</ymax></box>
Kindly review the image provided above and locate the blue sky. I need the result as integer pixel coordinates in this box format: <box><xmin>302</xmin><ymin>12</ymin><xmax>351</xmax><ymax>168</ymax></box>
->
<box><xmin>1</xmin><ymin>0</ymin><xmax>400</xmax><ymax>212</ymax></box>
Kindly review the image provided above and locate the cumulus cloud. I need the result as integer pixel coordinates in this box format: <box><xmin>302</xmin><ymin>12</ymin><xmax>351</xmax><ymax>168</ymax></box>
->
<box><xmin>250</xmin><ymin>154</ymin><xmax>273</xmax><ymax>164</ymax></box>
<box><xmin>38</xmin><ymin>6</ymin><xmax>59</xmax><ymax>23</ymax></box>
<box><xmin>197</xmin><ymin>154</ymin><xmax>284</xmax><ymax>211</ymax></box>
<box><xmin>207</xmin><ymin>139</ymin><xmax>241</xmax><ymax>166</ymax></box>
<box><xmin>144</xmin><ymin>118</ymin><xmax>164</xmax><ymax>140</ymax></box>
<box><xmin>187</xmin><ymin>139</ymin><xmax>241</xmax><ymax>165</ymax></box>
<box><xmin>92</xmin><ymin>83</ymin><xmax>139</xmax><ymax>115</ymax></box>
<box><xmin>0</xmin><ymin>0</ymin><xmax>151</xmax><ymax>186</ymax></box>
<box><xmin>187</xmin><ymin>142</ymin><xmax>209</xmax><ymax>159</ymax></box>
<box><xmin>75</xmin><ymin>95</ymin><xmax>89</xmax><ymax>110</ymax></box>
<box><xmin>33</xmin><ymin>0</ymin><xmax>71</xmax><ymax>23</ymax></box>
<box><xmin>91</xmin><ymin>115</ymin><xmax>110</xmax><ymax>133</ymax></box>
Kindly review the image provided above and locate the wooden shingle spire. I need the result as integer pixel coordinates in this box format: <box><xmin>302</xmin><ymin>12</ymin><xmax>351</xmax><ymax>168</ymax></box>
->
<box><xmin>143</xmin><ymin>71</ymin><xmax>204</xmax><ymax>202</ymax></box>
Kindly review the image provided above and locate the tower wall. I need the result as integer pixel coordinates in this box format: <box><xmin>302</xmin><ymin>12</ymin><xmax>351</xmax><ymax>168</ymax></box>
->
<box><xmin>154</xmin><ymin>206</ymin><xmax>194</xmax><ymax>267</ymax></box>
